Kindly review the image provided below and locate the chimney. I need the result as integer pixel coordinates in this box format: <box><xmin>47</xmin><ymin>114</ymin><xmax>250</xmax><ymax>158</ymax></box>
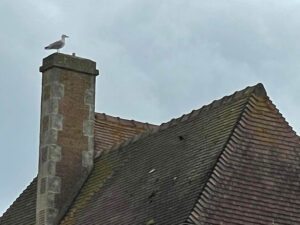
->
<box><xmin>37</xmin><ymin>53</ymin><xmax>99</xmax><ymax>225</ymax></box>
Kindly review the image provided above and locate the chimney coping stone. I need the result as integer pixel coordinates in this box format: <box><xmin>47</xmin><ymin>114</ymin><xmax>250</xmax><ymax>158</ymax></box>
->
<box><xmin>40</xmin><ymin>53</ymin><xmax>99</xmax><ymax>76</ymax></box>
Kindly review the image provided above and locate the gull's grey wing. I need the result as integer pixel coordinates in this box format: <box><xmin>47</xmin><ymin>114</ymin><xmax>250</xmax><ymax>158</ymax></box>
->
<box><xmin>45</xmin><ymin>40</ymin><xmax>64</xmax><ymax>49</ymax></box>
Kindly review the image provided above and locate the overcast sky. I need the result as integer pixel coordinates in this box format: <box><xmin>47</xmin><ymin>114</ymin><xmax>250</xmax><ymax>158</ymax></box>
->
<box><xmin>1</xmin><ymin>0</ymin><xmax>300</xmax><ymax>216</ymax></box>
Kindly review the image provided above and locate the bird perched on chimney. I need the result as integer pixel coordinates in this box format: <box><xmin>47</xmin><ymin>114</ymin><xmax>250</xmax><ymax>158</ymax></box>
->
<box><xmin>45</xmin><ymin>34</ymin><xmax>69</xmax><ymax>52</ymax></box>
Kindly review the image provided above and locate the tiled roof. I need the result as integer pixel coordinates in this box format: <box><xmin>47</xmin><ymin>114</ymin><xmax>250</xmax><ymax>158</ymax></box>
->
<box><xmin>187</xmin><ymin>92</ymin><xmax>300</xmax><ymax>225</ymax></box>
<box><xmin>0</xmin><ymin>114</ymin><xmax>155</xmax><ymax>225</ymax></box>
<box><xmin>94</xmin><ymin>113</ymin><xmax>157</xmax><ymax>157</ymax></box>
<box><xmin>3</xmin><ymin>83</ymin><xmax>299</xmax><ymax>225</ymax></box>
<box><xmin>0</xmin><ymin>178</ymin><xmax>37</xmax><ymax>225</ymax></box>
<box><xmin>60</xmin><ymin>84</ymin><xmax>261</xmax><ymax>224</ymax></box>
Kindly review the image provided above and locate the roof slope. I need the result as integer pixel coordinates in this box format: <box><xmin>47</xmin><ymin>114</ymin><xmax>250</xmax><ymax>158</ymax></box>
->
<box><xmin>0</xmin><ymin>178</ymin><xmax>37</xmax><ymax>225</ymax></box>
<box><xmin>0</xmin><ymin>115</ymin><xmax>154</xmax><ymax>225</ymax></box>
<box><xmin>94</xmin><ymin>113</ymin><xmax>157</xmax><ymax>156</ymax></box>
<box><xmin>60</xmin><ymin>85</ymin><xmax>262</xmax><ymax>225</ymax></box>
<box><xmin>187</xmin><ymin>91</ymin><xmax>300</xmax><ymax>224</ymax></box>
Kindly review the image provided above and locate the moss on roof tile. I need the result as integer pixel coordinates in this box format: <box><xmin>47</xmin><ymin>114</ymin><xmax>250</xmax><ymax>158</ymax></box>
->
<box><xmin>59</xmin><ymin>84</ymin><xmax>263</xmax><ymax>224</ymax></box>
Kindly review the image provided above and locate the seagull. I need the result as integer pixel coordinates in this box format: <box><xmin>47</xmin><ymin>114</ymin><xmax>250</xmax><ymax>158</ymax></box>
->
<box><xmin>45</xmin><ymin>34</ymin><xmax>69</xmax><ymax>52</ymax></box>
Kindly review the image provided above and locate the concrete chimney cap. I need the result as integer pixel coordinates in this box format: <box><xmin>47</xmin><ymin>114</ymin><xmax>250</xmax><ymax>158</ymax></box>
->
<box><xmin>39</xmin><ymin>53</ymin><xmax>99</xmax><ymax>76</ymax></box>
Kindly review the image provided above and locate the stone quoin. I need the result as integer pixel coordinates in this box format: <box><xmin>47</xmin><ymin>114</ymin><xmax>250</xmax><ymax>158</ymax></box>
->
<box><xmin>1</xmin><ymin>53</ymin><xmax>300</xmax><ymax>225</ymax></box>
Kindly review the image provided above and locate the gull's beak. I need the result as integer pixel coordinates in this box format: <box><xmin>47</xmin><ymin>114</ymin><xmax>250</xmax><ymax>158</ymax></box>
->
<box><xmin>66</xmin><ymin>35</ymin><xmax>69</xmax><ymax>38</ymax></box>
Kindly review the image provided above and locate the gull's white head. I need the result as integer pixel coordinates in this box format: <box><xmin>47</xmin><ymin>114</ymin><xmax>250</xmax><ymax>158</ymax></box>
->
<box><xmin>61</xmin><ymin>34</ymin><xmax>69</xmax><ymax>39</ymax></box>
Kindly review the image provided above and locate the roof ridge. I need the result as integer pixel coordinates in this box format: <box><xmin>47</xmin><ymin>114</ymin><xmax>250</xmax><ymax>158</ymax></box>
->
<box><xmin>104</xmin><ymin>83</ymin><xmax>266</xmax><ymax>155</ymax></box>
<box><xmin>60</xmin><ymin>83</ymin><xmax>268</xmax><ymax>224</ymax></box>
<box><xmin>95</xmin><ymin>112</ymin><xmax>157</xmax><ymax>129</ymax></box>
<box><xmin>185</xmin><ymin>87</ymin><xmax>298</xmax><ymax>224</ymax></box>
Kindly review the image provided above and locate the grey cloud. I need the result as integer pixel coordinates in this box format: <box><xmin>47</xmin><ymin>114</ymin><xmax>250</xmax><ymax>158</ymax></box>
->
<box><xmin>2</xmin><ymin>0</ymin><xmax>300</xmax><ymax>215</ymax></box>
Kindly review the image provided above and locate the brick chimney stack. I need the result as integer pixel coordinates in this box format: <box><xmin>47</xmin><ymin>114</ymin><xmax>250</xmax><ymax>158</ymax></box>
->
<box><xmin>37</xmin><ymin>53</ymin><xmax>99</xmax><ymax>225</ymax></box>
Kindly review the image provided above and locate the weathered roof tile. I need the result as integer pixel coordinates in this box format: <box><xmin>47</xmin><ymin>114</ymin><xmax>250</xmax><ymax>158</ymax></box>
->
<box><xmin>0</xmin><ymin>178</ymin><xmax>37</xmax><ymax>225</ymax></box>
<box><xmin>1</xmin><ymin>114</ymin><xmax>156</xmax><ymax>225</ymax></box>
<box><xmin>60</xmin><ymin>84</ymin><xmax>257</xmax><ymax>225</ymax></box>
<box><xmin>4</xmin><ymin>83</ymin><xmax>300</xmax><ymax>225</ymax></box>
<box><xmin>94</xmin><ymin>112</ymin><xmax>157</xmax><ymax>156</ymax></box>
<box><xmin>187</xmin><ymin>93</ymin><xmax>300</xmax><ymax>225</ymax></box>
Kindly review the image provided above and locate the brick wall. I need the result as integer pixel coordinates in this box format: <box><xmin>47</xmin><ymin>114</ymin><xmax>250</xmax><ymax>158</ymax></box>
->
<box><xmin>37</xmin><ymin>53</ymin><xmax>98</xmax><ymax>225</ymax></box>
